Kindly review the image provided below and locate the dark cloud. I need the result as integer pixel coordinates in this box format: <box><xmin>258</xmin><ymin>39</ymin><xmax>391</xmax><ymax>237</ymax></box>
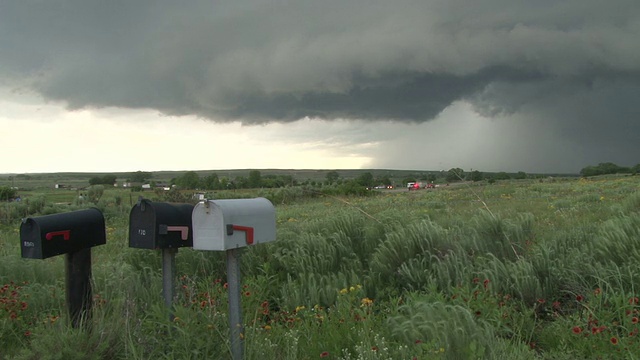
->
<box><xmin>1</xmin><ymin>0</ymin><xmax>639</xmax><ymax>170</ymax></box>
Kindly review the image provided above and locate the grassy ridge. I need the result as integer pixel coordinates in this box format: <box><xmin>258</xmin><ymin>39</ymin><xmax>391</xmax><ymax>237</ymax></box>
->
<box><xmin>1</xmin><ymin>175</ymin><xmax>639</xmax><ymax>359</ymax></box>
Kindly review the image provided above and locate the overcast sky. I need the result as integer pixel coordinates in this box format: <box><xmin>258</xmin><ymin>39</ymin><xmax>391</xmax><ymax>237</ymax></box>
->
<box><xmin>1</xmin><ymin>0</ymin><xmax>639</xmax><ymax>174</ymax></box>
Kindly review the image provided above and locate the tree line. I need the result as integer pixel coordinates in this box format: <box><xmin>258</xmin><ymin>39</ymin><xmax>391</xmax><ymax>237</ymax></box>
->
<box><xmin>580</xmin><ymin>162</ymin><xmax>640</xmax><ymax>177</ymax></box>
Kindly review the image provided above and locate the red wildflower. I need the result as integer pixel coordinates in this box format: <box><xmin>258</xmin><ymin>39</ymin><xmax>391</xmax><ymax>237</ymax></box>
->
<box><xmin>576</xmin><ymin>295</ymin><xmax>584</xmax><ymax>302</ymax></box>
<box><xmin>630</xmin><ymin>297</ymin><xmax>639</xmax><ymax>305</ymax></box>
<box><xmin>633</xmin><ymin>317</ymin><xmax>639</xmax><ymax>324</ymax></box>
<box><xmin>594</xmin><ymin>288</ymin><xmax>602</xmax><ymax>296</ymax></box>
<box><xmin>483</xmin><ymin>279</ymin><xmax>490</xmax><ymax>289</ymax></box>
<box><xmin>371</xmin><ymin>346</ymin><xmax>378</xmax><ymax>352</ymax></box>
<box><xmin>572</xmin><ymin>326</ymin><xmax>583</xmax><ymax>334</ymax></box>
<box><xmin>244</xmin><ymin>291</ymin><xmax>251</xmax><ymax>297</ymax></box>
<box><xmin>24</xmin><ymin>331</ymin><xmax>31</xmax><ymax>337</ymax></box>
<box><xmin>472</xmin><ymin>277</ymin><xmax>480</xmax><ymax>284</ymax></box>
<box><xmin>537</xmin><ymin>298</ymin><xmax>546</xmax><ymax>304</ymax></box>
<box><xmin>320</xmin><ymin>351</ymin><xmax>330</xmax><ymax>358</ymax></box>
<box><xmin>223</xmin><ymin>283</ymin><xmax>228</xmax><ymax>289</ymax></box>
<box><xmin>553</xmin><ymin>301</ymin><xmax>561</xmax><ymax>310</ymax></box>
<box><xmin>611</xmin><ymin>337</ymin><xmax>619</xmax><ymax>345</ymax></box>
<box><xmin>415</xmin><ymin>339</ymin><xmax>422</xmax><ymax>344</ymax></box>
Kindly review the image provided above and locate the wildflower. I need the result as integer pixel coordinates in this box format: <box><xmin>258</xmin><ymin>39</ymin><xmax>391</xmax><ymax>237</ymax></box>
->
<box><xmin>244</xmin><ymin>291</ymin><xmax>251</xmax><ymax>297</ymax></box>
<box><xmin>264</xmin><ymin>325</ymin><xmax>272</xmax><ymax>331</ymax></box>
<box><xmin>24</xmin><ymin>331</ymin><xmax>31</xmax><ymax>337</ymax></box>
<box><xmin>611</xmin><ymin>337</ymin><xmax>619</xmax><ymax>345</ymax></box>
<box><xmin>576</xmin><ymin>295</ymin><xmax>584</xmax><ymax>302</ymax></box>
<box><xmin>415</xmin><ymin>340</ymin><xmax>422</xmax><ymax>344</ymax></box>
<box><xmin>261</xmin><ymin>301</ymin><xmax>269</xmax><ymax>308</ymax></box>
<box><xmin>371</xmin><ymin>346</ymin><xmax>378</xmax><ymax>351</ymax></box>
<box><xmin>295</xmin><ymin>305</ymin><xmax>305</xmax><ymax>312</ymax></box>
<box><xmin>320</xmin><ymin>351</ymin><xmax>330</xmax><ymax>358</ymax></box>
<box><xmin>537</xmin><ymin>298</ymin><xmax>546</xmax><ymax>304</ymax></box>
<box><xmin>630</xmin><ymin>297</ymin><xmax>639</xmax><ymax>305</ymax></box>
<box><xmin>361</xmin><ymin>297</ymin><xmax>373</xmax><ymax>307</ymax></box>
<box><xmin>594</xmin><ymin>288</ymin><xmax>602</xmax><ymax>296</ymax></box>
<box><xmin>483</xmin><ymin>279</ymin><xmax>490</xmax><ymax>289</ymax></box>
<box><xmin>223</xmin><ymin>283</ymin><xmax>228</xmax><ymax>289</ymax></box>
<box><xmin>339</xmin><ymin>288</ymin><xmax>348</xmax><ymax>295</ymax></box>
<box><xmin>553</xmin><ymin>301</ymin><xmax>561</xmax><ymax>310</ymax></box>
<box><xmin>572</xmin><ymin>326</ymin><xmax>583</xmax><ymax>334</ymax></box>
<box><xmin>472</xmin><ymin>277</ymin><xmax>480</xmax><ymax>284</ymax></box>
<box><xmin>633</xmin><ymin>317</ymin><xmax>639</xmax><ymax>324</ymax></box>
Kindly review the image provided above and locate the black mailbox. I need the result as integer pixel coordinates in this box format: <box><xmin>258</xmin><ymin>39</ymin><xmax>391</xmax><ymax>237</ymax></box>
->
<box><xmin>20</xmin><ymin>208</ymin><xmax>106</xmax><ymax>259</ymax></box>
<box><xmin>129</xmin><ymin>199</ymin><xmax>194</xmax><ymax>249</ymax></box>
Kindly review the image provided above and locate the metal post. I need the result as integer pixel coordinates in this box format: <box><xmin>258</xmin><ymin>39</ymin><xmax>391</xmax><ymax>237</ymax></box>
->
<box><xmin>65</xmin><ymin>247</ymin><xmax>92</xmax><ymax>329</ymax></box>
<box><xmin>162</xmin><ymin>248</ymin><xmax>177</xmax><ymax>321</ymax></box>
<box><xmin>227</xmin><ymin>248</ymin><xmax>243</xmax><ymax>360</ymax></box>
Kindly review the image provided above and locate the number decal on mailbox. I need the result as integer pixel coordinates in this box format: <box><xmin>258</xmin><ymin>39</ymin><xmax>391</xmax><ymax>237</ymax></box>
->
<box><xmin>138</xmin><ymin>229</ymin><xmax>146</xmax><ymax>236</ymax></box>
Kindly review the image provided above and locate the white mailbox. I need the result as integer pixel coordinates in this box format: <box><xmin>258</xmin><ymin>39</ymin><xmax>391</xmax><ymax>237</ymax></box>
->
<box><xmin>192</xmin><ymin>198</ymin><xmax>276</xmax><ymax>251</ymax></box>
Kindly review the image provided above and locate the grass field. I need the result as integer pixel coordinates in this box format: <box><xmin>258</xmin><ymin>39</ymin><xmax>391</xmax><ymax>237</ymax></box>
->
<box><xmin>1</xmin><ymin>174</ymin><xmax>639</xmax><ymax>359</ymax></box>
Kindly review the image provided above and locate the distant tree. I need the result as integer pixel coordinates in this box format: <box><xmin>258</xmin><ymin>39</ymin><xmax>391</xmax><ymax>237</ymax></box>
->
<box><xmin>580</xmin><ymin>162</ymin><xmax>630</xmax><ymax>177</ymax></box>
<box><xmin>514</xmin><ymin>171</ymin><xmax>527</xmax><ymax>180</ymax></box>
<box><xmin>202</xmin><ymin>173</ymin><xmax>220</xmax><ymax>190</ymax></box>
<box><xmin>494</xmin><ymin>172</ymin><xmax>511</xmax><ymax>180</ymax></box>
<box><xmin>89</xmin><ymin>174</ymin><xmax>117</xmax><ymax>186</ymax></box>
<box><xmin>356</xmin><ymin>172</ymin><xmax>375</xmax><ymax>187</ymax></box>
<box><xmin>326</xmin><ymin>171</ymin><xmax>340</xmax><ymax>184</ymax></box>
<box><xmin>235</xmin><ymin>176</ymin><xmax>249</xmax><ymax>189</ymax></box>
<box><xmin>375</xmin><ymin>175</ymin><xmax>392</xmax><ymax>186</ymax></box>
<box><xmin>219</xmin><ymin>177</ymin><xmax>230</xmax><ymax>189</ymax></box>
<box><xmin>130</xmin><ymin>171</ymin><xmax>152</xmax><ymax>183</ymax></box>
<box><xmin>446</xmin><ymin>168</ymin><xmax>465</xmax><ymax>182</ymax></box>
<box><xmin>469</xmin><ymin>170</ymin><xmax>483</xmax><ymax>182</ymax></box>
<box><xmin>633</xmin><ymin>164</ymin><xmax>640</xmax><ymax>174</ymax></box>
<box><xmin>175</xmin><ymin>171</ymin><xmax>200</xmax><ymax>189</ymax></box>
<box><xmin>248</xmin><ymin>170</ymin><xmax>263</xmax><ymax>188</ymax></box>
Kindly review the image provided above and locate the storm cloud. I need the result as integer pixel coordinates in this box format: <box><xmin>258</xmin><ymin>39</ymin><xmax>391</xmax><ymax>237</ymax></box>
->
<box><xmin>1</xmin><ymin>0</ymin><xmax>639</xmax><ymax>171</ymax></box>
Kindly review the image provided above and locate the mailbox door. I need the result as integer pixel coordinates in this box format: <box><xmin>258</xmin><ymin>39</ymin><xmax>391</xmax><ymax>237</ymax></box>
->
<box><xmin>129</xmin><ymin>200</ymin><xmax>157</xmax><ymax>249</ymax></box>
<box><xmin>192</xmin><ymin>202</ymin><xmax>225</xmax><ymax>251</ymax></box>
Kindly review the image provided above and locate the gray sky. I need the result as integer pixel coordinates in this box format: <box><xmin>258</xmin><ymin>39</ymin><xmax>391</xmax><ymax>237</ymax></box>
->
<box><xmin>1</xmin><ymin>0</ymin><xmax>639</xmax><ymax>174</ymax></box>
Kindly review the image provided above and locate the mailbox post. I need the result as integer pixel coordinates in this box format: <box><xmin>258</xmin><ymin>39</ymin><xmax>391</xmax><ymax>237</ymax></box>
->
<box><xmin>20</xmin><ymin>208</ymin><xmax>106</xmax><ymax>328</ymax></box>
<box><xmin>128</xmin><ymin>198</ymin><xmax>194</xmax><ymax>320</ymax></box>
<box><xmin>192</xmin><ymin>198</ymin><xmax>276</xmax><ymax>360</ymax></box>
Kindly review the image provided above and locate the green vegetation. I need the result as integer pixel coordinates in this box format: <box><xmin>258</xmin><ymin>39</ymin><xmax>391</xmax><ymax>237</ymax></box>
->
<box><xmin>580</xmin><ymin>162</ymin><xmax>640</xmax><ymax>177</ymax></box>
<box><xmin>1</xmin><ymin>172</ymin><xmax>639</xmax><ymax>359</ymax></box>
